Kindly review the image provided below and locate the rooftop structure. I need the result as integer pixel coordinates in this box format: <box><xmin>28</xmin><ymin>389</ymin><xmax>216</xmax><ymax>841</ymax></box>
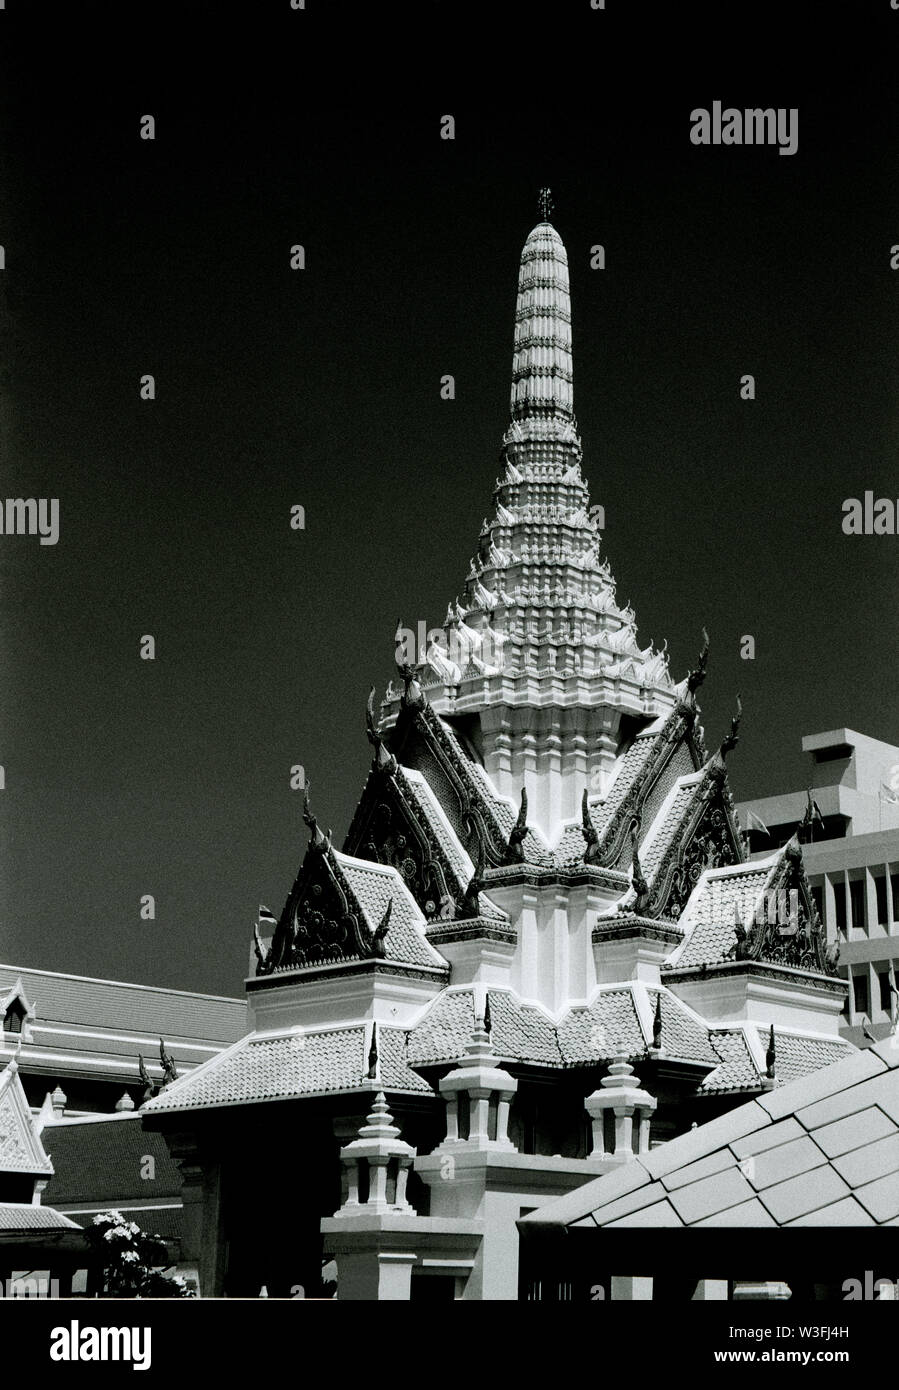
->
<box><xmin>140</xmin><ymin>194</ymin><xmax>855</xmax><ymax>1300</ymax></box>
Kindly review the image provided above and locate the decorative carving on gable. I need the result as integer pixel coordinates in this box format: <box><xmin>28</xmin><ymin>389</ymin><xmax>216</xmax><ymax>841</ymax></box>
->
<box><xmin>664</xmin><ymin>804</ymin><xmax>735</xmax><ymax>918</ymax></box>
<box><xmin>0</xmin><ymin>1089</ymin><xmax>31</xmax><ymax>1168</ymax></box>
<box><xmin>258</xmin><ymin>841</ymin><xmax>387</xmax><ymax>974</ymax></box>
<box><xmin>344</xmin><ymin>761</ymin><xmax>464</xmax><ymax>922</ymax></box>
<box><xmin>648</xmin><ymin>768</ymin><xmax>742</xmax><ymax>921</ymax></box>
<box><xmin>731</xmin><ymin>844</ymin><xmax>834</xmax><ymax>975</ymax></box>
<box><xmin>596</xmin><ymin>705</ymin><xmax>703</xmax><ymax>870</ymax></box>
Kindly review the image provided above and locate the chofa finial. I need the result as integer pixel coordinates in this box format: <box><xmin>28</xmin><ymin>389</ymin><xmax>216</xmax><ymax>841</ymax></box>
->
<box><xmin>537</xmin><ymin>187</ymin><xmax>554</xmax><ymax>223</ymax></box>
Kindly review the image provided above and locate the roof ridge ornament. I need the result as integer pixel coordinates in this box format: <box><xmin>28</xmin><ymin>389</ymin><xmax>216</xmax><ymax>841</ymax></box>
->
<box><xmin>629</xmin><ymin>819</ymin><xmax>651</xmax><ymax>912</ymax></box>
<box><xmin>367</xmin><ymin>1021</ymin><xmax>379</xmax><ymax>1082</ymax></box>
<box><xmin>719</xmin><ymin>694</ymin><xmax>742</xmax><ymax>758</ymax></box>
<box><xmin>371</xmin><ymin>899</ymin><xmax>391</xmax><ymax>959</ymax></box>
<box><xmin>399</xmin><ymin>662</ymin><xmax>426</xmax><ymax>711</ymax></box>
<box><xmin>686</xmin><ymin>626</ymin><xmax>710</xmax><ymax>695</ymax></box>
<box><xmin>159</xmin><ymin>1038</ymin><xmax>178</xmax><ymax>1087</ymax></box>
<box><xmin>501</xmin><ymin>787</ymin><xmax>529</xmax><ymax>865</ymax></box>
<box><xmin>581</xmin><ymin>788</ymin><xmax>601</xmax><ymax>864</ymax></box>
<box><xmin>461</xmin><ymin>831</ymin><xmax>487</xmax><ymax>918</ymax></box>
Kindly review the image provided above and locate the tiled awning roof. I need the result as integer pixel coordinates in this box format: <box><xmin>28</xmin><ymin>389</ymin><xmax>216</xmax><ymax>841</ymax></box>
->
<box><xmin>142</xmin><ymin>1023</ymin><xmax>433</xmax><ymax>1116</ymax></box>
<box><xmin>520</xmin><ymin>1036</ymin><xmax>899</xmax><ymax>1230</ymax></box>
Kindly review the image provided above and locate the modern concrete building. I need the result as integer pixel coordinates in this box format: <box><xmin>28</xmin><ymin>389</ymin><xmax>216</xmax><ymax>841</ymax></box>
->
<box><xmin>737</xmin><ymin>731</ymin><xmax>899</xmax><ymax>1048</ymax></box>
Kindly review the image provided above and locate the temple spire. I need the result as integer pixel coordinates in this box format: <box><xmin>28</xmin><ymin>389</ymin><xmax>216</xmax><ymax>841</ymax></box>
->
<box><xmin>510</xmin><ymin>195</ymin><xmax>574</xmax><ymax>424</ymax></box>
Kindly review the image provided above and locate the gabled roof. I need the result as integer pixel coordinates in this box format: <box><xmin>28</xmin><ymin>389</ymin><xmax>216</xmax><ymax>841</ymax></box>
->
<box><xmin>666</xmin><ymin>857</ymin><xmax>777</xmax><ymax>969</ymax></box>
<box><xmin>0</xmin><ymin>1058</ymin><xmax>54</xmax><ymax>1177</ymax></box>
<box><xmin>664</xmin><ymin>835</ymin><xmax>836</xmax><ymax>978</ymax></box>
<box><xmin>336</xmin><ymin>854</ymin><xmax>448</xmax><ymax>969</ymax></box>
<box><xmin>1</xmin><ymin>977</ymin><xmax>34</xmax><ymax>1021</ymax></box>
<box><xmin>0</xmin><ymin>1203</ymin><xmax>80</xmax><ymax>1231</ymax></box>
<box><xmin>0</xmin><ymin>964</ymin><xmax>246</xmax><ymax>1042</ymax></box>
<box><xmin>142</xmin><ymin>1022</ymin><xmax>433</xmax><ymax>1116</ymax></box>
<box><xmin>520</xmin><ymin>1035</ymin><xmax>899</xmax><ymax>1231</ymax></box>
<box><xmin>405</xmin><ymin>984</ymin><xmax>719</xmax><ymax>1072</ymax></box>
<box><xmin>40</xmin><ymin>1113</ymin><xmax>181</xmax><ymax>1207</ymax></box>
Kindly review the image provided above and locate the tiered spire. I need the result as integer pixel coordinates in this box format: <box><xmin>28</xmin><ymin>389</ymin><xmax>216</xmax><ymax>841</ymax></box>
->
<box><xmin>383</xmin><ymin>192</ymin><xmax>676</xmax><ymax>835</ymax></box>
<box><xmin>509</xmin><ymin>191</ymin><xmax>574</xmax><ymax>426</ymax></box>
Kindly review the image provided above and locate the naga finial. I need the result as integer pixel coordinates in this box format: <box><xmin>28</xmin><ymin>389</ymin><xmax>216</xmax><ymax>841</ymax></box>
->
<box><xmin>253</xmin><ymin>923</ymin><xmax>271</xmax><ymax>975</ymax></box>
<box><xmin>461</xmin><ymin>830</ymin><xmax>486</xmax><ymax>917</ymax></box>
<box><xmin>137</xmin><ymin>1053</ymin><xmax>155</xmax><ymax>1104</ymax></box>
<box><xmin>687</xmin><ymin>626</ymin><xmax>710</xmax><ymax>695</ymax></box>
<box><xmin>367</xmin><ymin>1022</ymin><xmax>379</xmax><ymax>1081</ymax></box>
<box><xmin>399</xmin><ymin>663</ymin><xmax>425</xmax><ymax>711</ymax></box>
<box><xmin>537</xmin><ymin>187</ymin><xmax>554</xmax><ymax>222</ymax></box>
<box><xmin>159</xmin><ymin>1038</ymin><xmax>178</xmax><ymax>1086</ymax></box>
<box><xmin>720</xmin><ymin>694</ymin><xmax>742</xmax><ymax>758</ymax></box>
<box><xmin>629</xmin><ymin>819</ymin><xmax>650</xmax><ymax>911</ymax></box>
<box><xmin>371</xmin><ymin>899</ymin><xmax>391</xmax><ymax>958</ymax></box>
<box><xmin>581</xmin><ymin>788</ymin><xmax>601</xmax><ymax>864</ymax></box>
<box><xmin>302</xmin><ymin>781</ymin><xmax>317</xmax><ymax>838</ymax></box>
<box><xmin>502</xmin><ymin>787</ymin><xmax>529</xmax><ymax>865</ymax></box>
<box><xmin>652</xmin><ymin>993</ymin><xmax>663</xmax><ymax>1050</ymax></box>
<box><xmin>365</xmin><ymin>686</ymin><xmax>380</xmax><ymax>748</ymax></box>
<box><xmin>765</xmin><ymin>1024</ymin><xmax>776</xmax><ymax>1080</ymax></box>
<box><xmin>796</xmin><ymin>790</ymin><xmax>824</xmax><ymax>843</ymax></box>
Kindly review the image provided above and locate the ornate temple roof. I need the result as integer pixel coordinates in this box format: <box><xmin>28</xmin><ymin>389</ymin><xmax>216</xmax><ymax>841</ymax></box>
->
<box><xmin>150</xmin><ymin>192</ymin><xmax>850</xmax><ymax>1143</ymax></box>
<box><xmin>142</xmin><ymin>1023</ymin><xmax>433</xmax><ymax>1116</ymax></box>
<box><xmin>381</xmin><ymin>195</ymin><xmax>676</xmax><ymax>778</ymax></box>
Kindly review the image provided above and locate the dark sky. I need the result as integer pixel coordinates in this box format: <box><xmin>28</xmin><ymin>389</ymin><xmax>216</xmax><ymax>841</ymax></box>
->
<box><xmin>1</xmin><ymin>2</ymin><xmax>897</xmax><ymax>996</ymax></box>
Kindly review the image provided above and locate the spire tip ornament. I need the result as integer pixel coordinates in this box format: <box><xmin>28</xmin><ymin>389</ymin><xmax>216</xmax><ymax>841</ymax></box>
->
<box><xmin>537</xmin><ymin>187</ymin><xmax>554</xmax><ymax>223</ymax></box>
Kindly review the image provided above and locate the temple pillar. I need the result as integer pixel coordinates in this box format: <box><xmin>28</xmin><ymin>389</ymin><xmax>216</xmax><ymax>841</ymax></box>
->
<box><xmin>166</xmin><ymin>1133</ymin><xmax>225</xmax><ymax>1297</ymax></box>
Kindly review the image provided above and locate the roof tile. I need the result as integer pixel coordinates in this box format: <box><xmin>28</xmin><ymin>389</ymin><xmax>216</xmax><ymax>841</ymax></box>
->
<box><xmin>813</xmin><ymin>1106</ymin><xmax>896</xmax><ymax>1159</ymax></box>
<box><xmin>759</xmin><ymin>1166</ymin><xmax>851</xmax><ymax>1223</ymax></box>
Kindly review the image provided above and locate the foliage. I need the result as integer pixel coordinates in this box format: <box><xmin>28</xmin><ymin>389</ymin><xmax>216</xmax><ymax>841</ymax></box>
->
<box><xmin>84</xmin><ymin>1210</ymin><xmax>194</xmax><ymax>1298</ymax></box>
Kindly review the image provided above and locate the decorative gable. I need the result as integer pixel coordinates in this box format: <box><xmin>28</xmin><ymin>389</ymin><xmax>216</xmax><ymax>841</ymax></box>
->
<box><xmin>0</xmin><ymin>1059</ymin><xmax>54</xmax><ymax>1178</ymax></box>
<box><xmin>1</xmin><ymin>978</ymin><xmax>35</xmax><ymax>1041</ymax></box>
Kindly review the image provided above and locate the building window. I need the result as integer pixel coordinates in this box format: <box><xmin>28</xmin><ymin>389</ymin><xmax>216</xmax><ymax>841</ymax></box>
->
<box><xmin>852</xmin><ymin>972</ymin><xmax>869</xmax><ymax>1017</ymax></box>
<box><xmin>849</xmin><ymin>879</ymin><xmax>866</xmax><ymax>933</ymax></box>
<box><xmin>891</xmin><ymin>873</ymin><xmax>899</xmax><ymax>922</ymax></box>
<box><xmin>878</xmin><ymin>970</ymin><xmax>893</xmax><ymax>1014</ymax></box>
<box><xmin>833</xmin><ymin>882</ymin><xmax>847</xmax><ymax>935</ymax></box>
<box><xmin>875</xmin><ymin>875</ymin><xmax>888</xmax><ymax>925</ymax></box>
<box><xmin>3</xmin><ymin>1004</ymin><xmax>24</xmax><ymax>1035</ymax></box>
